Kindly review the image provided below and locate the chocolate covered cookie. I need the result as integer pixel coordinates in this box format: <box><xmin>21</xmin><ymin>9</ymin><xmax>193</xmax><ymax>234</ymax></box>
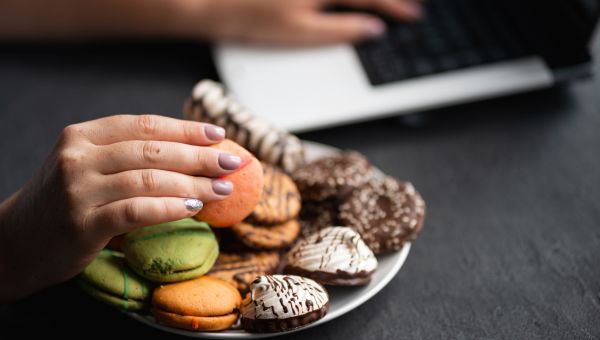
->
<box><xmin>285</xmin><ymin>227</ymin><xmax>377</xmax><ymax>286</ymax></box>
<box><xmin>247</xmin><ymin>163</ymin><xmax>301</xmax><ymax>225</ymax></box>
<box><xmin>338</xmin><ymin>176</ymin><xmax>426</xmax><ymax>254</ymax></box>
<box><xmin>232</xmin><ymin>219</ymin><xmax>300</xmax><ymax>250</ymax></box>
<box><xmin>207</xmin><ymin>251</ymin><xmax>281</xmax><ymax>294</ymax></box>
<box><xmin>293</xmin><ymin>151</ymin><xmax>374</xmax><ymax>201</ymax></box>
<box><xmin>299</xmin><ymin>198</ymin><xmax>340</xmax><ymax>239</ymax></box>
<box><xmin>241</xmin><ymin>275</ymin><xmax>329</xmax><ymax>333</ymax></box>
<box><xmin>183</xmin><ymin>80</ymin><xmax>305</xmax><ymax>173</ymax></box>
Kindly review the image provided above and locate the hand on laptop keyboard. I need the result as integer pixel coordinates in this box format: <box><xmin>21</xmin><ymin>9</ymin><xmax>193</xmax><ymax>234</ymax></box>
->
<box><xmin>0</xmin><ymin>0</ymin><xmax>422</xmax><ymax>46</ymax></box>
<box><xmin>199</xmin><ymin>0</ymin><xmax>423</xmax><ymax>46</ymax></box>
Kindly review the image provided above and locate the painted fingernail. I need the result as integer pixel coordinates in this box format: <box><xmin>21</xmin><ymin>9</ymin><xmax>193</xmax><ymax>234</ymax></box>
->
<box><xmin>218</xmin><ymin>153</ymin><xmax>241</xmax><ymax>170</ymax></box>
<box><xmin>204</xmin><ymin>125</ymin><xmax>225</xmax><ymax>142</ymax></box>
<box><xmin>212</xmin><ymin>179</ymin><xmax>233</xmax><ymax>196</ymax></box>
<box><xmin>365</xmin><ymin>19</ymin><xmax>386</xmax><ymax>37</ymax></box>
<box><xmin>184</xmin><ymin>198</ymin><xmax>203</xmax><ymax>212</ymax></box>
<box><xmin>405</xmin><ymin>1</ymin><xmax>423</xmax><ymax>19</ymax></box>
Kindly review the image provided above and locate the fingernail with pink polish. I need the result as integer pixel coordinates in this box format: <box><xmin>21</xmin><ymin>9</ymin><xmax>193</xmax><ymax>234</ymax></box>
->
<box><xmin>184</xmin><ymin>198</ymin><xmax>203</xmax><ymax>212</ymax></box>
<box><xmin>405</xmin><ymin>1</ymin><xmax>423</xmax><ymax>19</ymax></box>
<box><xmin>205</xmin><ymin>125</ymin><xmax>225</xmax><ymax>142</ymax></box>
<box><xmin>218</xmin><ymin>153</ymin><xmax>241</xmax><ymax>170</ymax></box>
<box><xmin>212</xmin><ymin>180</ymin><xmax>233</xmax><ymax>196</ymax></box>
<box><xmin>365</xmin><ymin>19</ymin><xmax>386</xmax><ymax>37</ymax></box>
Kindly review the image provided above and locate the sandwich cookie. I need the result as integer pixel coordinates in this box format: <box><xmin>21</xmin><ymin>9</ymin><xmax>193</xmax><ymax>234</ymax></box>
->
<box><xmin>152</xmin><ymin>276</ymin><xmax>242</xmax><ymax>331</ymax></box>
<box><xmin>184</xmin><ymin>80</ymin><xmax>305</xmax><ymax>173</ymax></box>
<box><xmin>293</xmin><ymin>151</ymin><xmax>374</xmax><ymax>201</ymax></box>
<box><xmin>122</xmin><ymin>218</ymin><xmax>219</xmax><ymax>282</ymax></box>
<box><xmin>241</xmin><ymin>275</ymin><xmax>329</xmax><ymax>333</ymax></box>
<box><xmin>285</xmin><ymin>227</ymin><xmax>378</xmax><ymax>285</ymax></box>
<box><xmin>78</xmin><ymin>249</ymin><xmax>151</xmax><ymax>311</ymax></box>
<box><xmin>207</xmin><ymin>251</ymin><xmax>281</xmax><ymax>294</ymax></box>
<box><xmin>339</xmin><ymin>176</ymin><xmax>426</xmax><ymax>254</ymax></box>
<box><xmin>247</xmin><ymin>162</ymin><xmax>301</xmax><ymax>225</ymax></box>
<box><xmin>193</xmin><ymin>139</ymin><xmax>264</xmax><ymax>227</ymax></box>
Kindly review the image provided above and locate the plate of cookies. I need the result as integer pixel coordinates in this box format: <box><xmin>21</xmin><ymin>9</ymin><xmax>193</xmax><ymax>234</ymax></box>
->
<box><xmin>77</xmin><ymin>80</ymin><xmax>426</xmax><ymax>338</ymax></box>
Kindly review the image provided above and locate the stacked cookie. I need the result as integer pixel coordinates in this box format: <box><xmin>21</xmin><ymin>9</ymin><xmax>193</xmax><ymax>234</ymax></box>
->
<box><xmin>230</xmin><ymin>162</ymin><xmax>302</xmax><ymax>250</ymax></box>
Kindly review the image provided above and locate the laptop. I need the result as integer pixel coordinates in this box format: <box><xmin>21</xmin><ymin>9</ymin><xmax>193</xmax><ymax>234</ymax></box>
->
<box><xmin>215</xmin><ymin>0</ymin><xmax>600</xmax><ymax>132</ymax></box>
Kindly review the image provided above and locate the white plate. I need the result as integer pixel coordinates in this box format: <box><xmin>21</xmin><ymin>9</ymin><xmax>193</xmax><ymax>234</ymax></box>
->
<box><xmin>126</xmin><ymin>141</ymin><xmax>412</xmax><ymax>339</ymax></box>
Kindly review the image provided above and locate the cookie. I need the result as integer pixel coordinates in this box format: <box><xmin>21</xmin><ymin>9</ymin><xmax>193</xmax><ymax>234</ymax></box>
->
<box><xmin>299</xmin><ymin>198</ymin><xmax>340</xmax><ymax>239</ymax></box>
<box><xmin>232</xmin><ymin>219</ymin><xmax>300</xmax><ymax>250</ymax></box>
<box><xmin>338</xmin><ymin>176</ymin><xmax>426</xmax><ymax>254</ymax></box>
<box><xmin>153</xmin><ymin>276</ymin><xmax>242</xmax><ymax>331</ymax></box>
<box><xmin>247</xmin><ymin>163</ymin><xmax>301</xmax><ymax>225</ymax></box>
<box><xmin>78</xmin><ymin>250</ymin><xmax>151</xmax><ymax>311</ymax></box>
<box><xmin>293</xmin><ymin>151</ymin><xmax>374</xmax><ymax>201</ymax></box>
<box><xmin>206</xmin><ymin>251</ymin><xmax>280</xmax><ymax>294</ymax></box>
<box><xmin>241</xmin><ymin>275</ymin><xmax>329</xmax><ymax>333</ymax></box>
<box><xmin>184</xmin><ymin>80</ymin><xmax>305</xmax><ymax>173</ymax></box>
<box><xmin>194</xmin><ymin>139</ymin><xmax>264</xmax><ymax>227</ymax></box>
<box><xmin>122</xmin><ymin>218</ymin><xmax>219</xmax><ymax>282</ymax></box>
<box><xmin>285</xmin><ymin>227</ymin><xmax>378</xmax><ymax>286</ymax></box>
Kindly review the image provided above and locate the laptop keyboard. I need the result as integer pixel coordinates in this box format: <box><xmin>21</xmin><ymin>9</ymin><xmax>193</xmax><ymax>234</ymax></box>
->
<box><xmin>354</xmin><ymin>0</ymin><xmax>534</xmax><ymax>86</ymax></box>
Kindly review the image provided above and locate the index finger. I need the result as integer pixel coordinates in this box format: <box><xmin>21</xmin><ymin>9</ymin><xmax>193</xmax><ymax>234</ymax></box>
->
<box><xmin>322</xmin><ymin>0</ymin><xmax>423</xmax><ymax>21</ymax></box>
<box><xmin>80</xmin><ymin>114</ymin><xmax>226</xmax><ymax>146</ymax></box>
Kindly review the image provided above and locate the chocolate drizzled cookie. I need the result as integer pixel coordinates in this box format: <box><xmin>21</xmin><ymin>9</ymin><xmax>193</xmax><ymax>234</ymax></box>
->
<box><xmin>286</xmin><ymin>227</ymin><xmax>378</xmax><ymax>286</ymax></box>
<box><xmin>293</xmin><ymin>151</ymin><xmax>374</xmax><ymax>201</ymax></box>
<box><xmin>241</xmin><ymin>275</ymin><xmax>329</xmax><ymax>333</ymax></box>
<box><xmin>232</xmin><ymin>219</ymin><xmax>300</xmax><ymax>250</ymax></box>
<box><xmin>207</xmin><ymin>252</ymin><xmax>280</xmax><ymax>295</ymax></box>
<box><xmin>338</xmin><ymin>176</ymin><xmax>426</xmax><ymax>254</ymax></box>
<box><xmin>247</xmin><ymin>163</ymin><xmax>301</xmax><ymax>225</ymax></box>
<box><xmin>183</xmin><ymin>80</ymin><xmax>305</xmax><ymax>173</ymax></box>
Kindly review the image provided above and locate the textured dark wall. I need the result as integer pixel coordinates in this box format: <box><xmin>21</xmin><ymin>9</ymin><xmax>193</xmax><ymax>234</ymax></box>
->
<box><xmin>0</xmin><ymin>34</ymin><xmax>599</xmax><ymax>339</ymax></box>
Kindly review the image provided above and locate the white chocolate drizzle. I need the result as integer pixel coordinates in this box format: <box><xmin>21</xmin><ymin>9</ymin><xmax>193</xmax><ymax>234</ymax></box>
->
<box><xmin>241</xmin><ymin>275</ymin><xmax>328</xmax><ymax>320</ymax></box>
<box><xmin>184</xmin><ymin>80</ymin><xmax>305</xmax><ymax>173</ymax></box>
<box><xmin>287</xmin><ymin>227</ymin><xmax>377</xmax><ymax>274</ymax></box>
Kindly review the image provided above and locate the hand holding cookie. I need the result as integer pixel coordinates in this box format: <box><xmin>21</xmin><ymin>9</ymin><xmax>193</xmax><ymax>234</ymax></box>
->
<box><xmin>0</xmin><ymin>114</ymin><xmax>242</xmax><ymax>301</ymax></box>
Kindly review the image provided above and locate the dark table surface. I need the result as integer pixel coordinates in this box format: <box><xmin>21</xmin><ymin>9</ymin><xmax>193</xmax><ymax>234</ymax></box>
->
<box><xmin>1</xmin><ymin>38</ymin><xmax>599</xmax><ymax>339</ymax></box>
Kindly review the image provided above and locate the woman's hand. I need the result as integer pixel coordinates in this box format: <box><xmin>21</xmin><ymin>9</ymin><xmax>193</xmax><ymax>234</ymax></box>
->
<box><xmin>0</xmin><ymin>114</ymin><xmax>240</xmax><ymax>301</ymax></box>
<box><xmin>193</xmin><ymin>0</ymin><xmax>422</xmax><ymax>45</ymax></box>
<box><xmin>1</xmin><ymin>0</ymin><xmax>421</xmax><ymax>45</ymax></box>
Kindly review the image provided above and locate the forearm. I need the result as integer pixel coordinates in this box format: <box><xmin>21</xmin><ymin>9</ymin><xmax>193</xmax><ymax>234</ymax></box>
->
<box><xmin>0</xmin><ymin>0</ymin><xmax>206</xmax><ymax>41</ymax></box>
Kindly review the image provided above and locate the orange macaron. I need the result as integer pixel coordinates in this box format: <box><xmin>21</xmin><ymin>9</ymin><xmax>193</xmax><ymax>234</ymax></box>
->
<box><xmin>194</xmin><ymin>139</ymin><xmax>263</xmax><ymax>227</ymax></box>
<box><xmin>152</xmin><ymin>276</ymin><xmax>242</xmax><ymax>331</ymax></box>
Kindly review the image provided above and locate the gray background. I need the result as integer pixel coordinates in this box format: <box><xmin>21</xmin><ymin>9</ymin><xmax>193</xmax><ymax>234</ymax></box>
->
<box><xmin>0</xmin><ymin>34</ymin><xmax>599</xmax><ymax>338</ymax></box>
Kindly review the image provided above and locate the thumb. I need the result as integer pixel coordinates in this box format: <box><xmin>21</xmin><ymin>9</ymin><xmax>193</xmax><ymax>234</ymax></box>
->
<box><xmin>295</xmin><ymin>12</ymin><xmax>386</xmax><ymax>45</ymax></box>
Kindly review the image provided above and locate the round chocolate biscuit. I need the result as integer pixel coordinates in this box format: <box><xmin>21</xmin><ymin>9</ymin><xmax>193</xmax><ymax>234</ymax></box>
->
<box><xmin>247</xmin><ymin>163</ymin><xmax>301</xmax><ymax>225</ymax></box>
<box><xmin>338</xmin><ymin>176</ymin><xmax>426</xmax><ymax>254</ymax></box>
<box><xmin>232</xmin><ymin>219</ymin><xmax>300</xmax><ymax>250</ymax></box>
<box><xmin>206</xmin><ymin>251</ymin><xmax>280</xmax><ymax>295</ymax></box>
<box><xmin>293</xmin><ymin>151</ymin><xmax>374</xmax><ymax>201</ymax></box>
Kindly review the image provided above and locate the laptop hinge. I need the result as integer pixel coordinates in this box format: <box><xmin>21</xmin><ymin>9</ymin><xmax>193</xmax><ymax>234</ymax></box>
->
<box><xmin>552</xmin><ymin>62</ymin><xmax>593</xmax><ymax>83</ymax></box>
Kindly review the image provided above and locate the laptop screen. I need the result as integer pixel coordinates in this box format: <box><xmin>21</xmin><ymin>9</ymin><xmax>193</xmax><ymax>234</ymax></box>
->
<box><xmin>520</xmin><ymin>0</ymin><xmax>599</xmax><ymax>68</ymax></box>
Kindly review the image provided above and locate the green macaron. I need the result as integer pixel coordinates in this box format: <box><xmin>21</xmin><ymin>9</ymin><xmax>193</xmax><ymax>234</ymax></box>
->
<box><xmin>122</xmin><ymin>218</ymin><xmax>219</xmax><ymax>283</ymax></box>
<box><xmin>78</xmin><ymin>249</ymin><xmax>151</xmax><ymax>311</ymax></box>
